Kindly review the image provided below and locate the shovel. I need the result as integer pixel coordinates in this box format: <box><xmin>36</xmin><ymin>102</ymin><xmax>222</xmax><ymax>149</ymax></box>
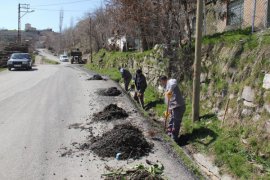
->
<box><xmin>164</xmin><ymin>98</ymin><xmax>170</xmax><ymax>132</ymax></box>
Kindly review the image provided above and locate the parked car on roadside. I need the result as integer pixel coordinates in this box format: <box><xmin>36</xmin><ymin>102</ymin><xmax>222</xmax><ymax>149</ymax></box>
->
<box><xmin>59</xmin><ymin>55</ymin><xmax>69</xmax><ymax>62</ymax></box>
<box><xmin>7</xmin><ymin>53</ymin><xmax>32</xmax><ymax>71</ymax></box>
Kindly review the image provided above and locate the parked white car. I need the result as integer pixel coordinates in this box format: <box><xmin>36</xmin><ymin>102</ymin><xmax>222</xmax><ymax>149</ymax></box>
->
<box><xmin>59</xmin><ymin>55</ymin><xmax>69</xmax><ymax>62</ymax></box>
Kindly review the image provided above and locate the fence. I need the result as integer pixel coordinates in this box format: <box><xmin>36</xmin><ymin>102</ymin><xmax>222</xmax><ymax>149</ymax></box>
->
<box><xmin>203</xmin><ymin>0</ymin><xmax>270</xmax><ymax>35</ymax></box>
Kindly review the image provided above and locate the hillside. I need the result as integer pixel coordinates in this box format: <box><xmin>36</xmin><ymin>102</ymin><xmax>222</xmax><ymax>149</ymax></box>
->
<box><xmin>85</xmin><ymin>29</ymin><xmax>270</xmax><ymax>179</ymax></box>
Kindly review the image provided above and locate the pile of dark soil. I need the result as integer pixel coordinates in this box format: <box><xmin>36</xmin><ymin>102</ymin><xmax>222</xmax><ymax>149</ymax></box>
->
<box><xmin>88</xmin><ymin>74</ymin><xmax>103</xmax><ymax>80</ymax></box>
<box><xmin>98</xmin><ymin>87</ymin><xmax>122</xmax><ymax>96</ymax></box>
<box><xmin>90</xmin><ymin>123</ymin><xmax>153</xmax><ymax>159</ymax></box>
<box><xmin>92</xmin><ymin>104</ymin><xmax>128</xmax><ymax>121</ymax></box>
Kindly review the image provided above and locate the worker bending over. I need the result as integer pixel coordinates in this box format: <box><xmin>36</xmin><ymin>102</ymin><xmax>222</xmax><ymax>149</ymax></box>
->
<box><xmin>134</xmin><ymin>69</ymin><xmax>147</xmax><ymax>108</ymax></box>
<box><xmin>160</xmin><ymin>76</ymin><xmax>186</xmax><ymax>142</ymax></box>
<box><xmin>119</xmin><ymin>67</ymin><xmax>132</xmax><ymax>91</ymax></box>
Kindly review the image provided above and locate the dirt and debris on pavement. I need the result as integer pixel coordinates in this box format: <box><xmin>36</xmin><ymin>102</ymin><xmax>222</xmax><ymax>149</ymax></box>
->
<box><xmin>97</xmin><ymin>87</ymin><xmax>122</xmax><ymax>96</ymax></box>
<box><xmin>92</xmin><ymin>104</ymin><xmax>128</xmax><ymax>121</ymax></box>
<box><xmin>90</xmin><ymin>123</ymin><xmax>153</xmax><ymax>160</ymax></box>
<box><xmin>102</xmin><ymin>161</ymin><xmax>165</xmax><ymax>180</ymax></box>
<box><xmin>87</xmin><ymin>74</ymin><xmax>104</xmax><ymax>80</ymax></box>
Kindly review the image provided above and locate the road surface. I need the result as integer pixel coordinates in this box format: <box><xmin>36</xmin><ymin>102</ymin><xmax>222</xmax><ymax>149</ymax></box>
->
<box><xmin>0</xmin><ymin>51</ymin><xmax>194</xmax><ymax>180</ymax></box>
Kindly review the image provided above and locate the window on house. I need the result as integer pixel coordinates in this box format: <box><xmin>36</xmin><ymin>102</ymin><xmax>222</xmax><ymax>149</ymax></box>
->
<box><xmin>227</xmin><ymin>0</ymin><xmax>244</xmax><ymax>26</ymax></box>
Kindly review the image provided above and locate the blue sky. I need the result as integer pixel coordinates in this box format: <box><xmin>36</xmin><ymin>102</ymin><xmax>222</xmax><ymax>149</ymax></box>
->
<box><xmin>0</xmin><ymin>0</ymin><xmax>103</xmax><ymax>32</ymax></box>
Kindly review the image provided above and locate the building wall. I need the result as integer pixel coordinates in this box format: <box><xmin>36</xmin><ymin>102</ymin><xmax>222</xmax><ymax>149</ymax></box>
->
<box><xmin>25</xmin><ymin>23</ymin><xmax>31</xmax><ymax>31</ymax></box>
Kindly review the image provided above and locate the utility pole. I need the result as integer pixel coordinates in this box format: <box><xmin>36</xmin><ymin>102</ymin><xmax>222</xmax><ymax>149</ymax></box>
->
<box><xmin>59</xmin><ymin>9</ymin><xmax>64</xmax><ymax>54</ymax></box>
<box><xmin>203</xmin><ymin>0</ymin><xmax>206</xmax><ymax>35</ymax></box>
<box><xmin>18</xmin><ymin>4</ymin><xmax>21</xmax><ymax>43</ymax></box>
<box><xmin>251</xmin><ymin>0</ymin><xmax>257</xmax><ymax>33</ymax></box>
<box><xmin>17</xmin><ymin>3</ymin><xmax>34</xmax><ymax>43</ymax></box>
<box><xmin>89</xmin><ymin>16</ymin><xmax>93</xmax><ymax>63</ymax></box>
<box><xmin>192</xmin><ymin>0</ymin><xmax>203</xmax><ymax>122</ymax></box>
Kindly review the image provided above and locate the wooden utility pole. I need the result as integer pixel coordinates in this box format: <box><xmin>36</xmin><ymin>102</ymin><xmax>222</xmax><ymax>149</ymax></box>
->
<box><xmin>251</xmin><ymin>0</ymin><xmax>257</xmax><ymax>33</ymax></box>
<box><xmin>89</xmin><ymin>16</ymin><xmax>93</xmax><ymax>63</ymax></box>
<box><xmin>59</xmin><ymin>9</ymin><xmax>64</xmax><ymax>54</ymax></box>
<box><xmin>192</xmin><ymin>0</ymin><xmax>203</xmax><ymax>122</ymax></box>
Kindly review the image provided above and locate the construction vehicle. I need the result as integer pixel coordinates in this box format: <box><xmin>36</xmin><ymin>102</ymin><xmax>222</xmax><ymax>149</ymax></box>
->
<box><xmin>70</xmin><ymin>49</ymin><xmax>85</xmax><ymax>64</ymax></box>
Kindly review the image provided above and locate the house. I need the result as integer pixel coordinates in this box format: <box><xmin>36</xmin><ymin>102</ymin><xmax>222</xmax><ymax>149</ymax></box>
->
<box><xmin>107</xmin><ymin>35</ymin><xmax>139</xmax><ymax>51</ymax></box>
<box><xmin>25</xmin><ymin>23</ymin><xmax>37</xmax><ymax>32</ymax></box>
<box><xmin>204</xmin><ymin>0</ymin><xmax>270</xmax><ymax>35</ymax></box>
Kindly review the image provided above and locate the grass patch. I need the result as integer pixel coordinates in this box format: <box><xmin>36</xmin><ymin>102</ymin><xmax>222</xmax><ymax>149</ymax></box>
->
<box><xmin>41</xmin><ymin>57</ymin><xmax>60</xmax><ymax>65</ymax></box>
<box><xmin>203</xmin><ymin>27</ymin><xmax>258</xmax><ymax>49</ymax></box>
<box><xmin>180</xmin><ymin>101</ymin><xmax>270</xmax><ymax>179</ymax></box>
<box><xmin>0</xmin><ymin>68</ymin><xmax>6</xmax><ymax>72</ymax></box>
<box><xmin>143</xmin><ymin>87</ymin><xmax>270</xmax><ymax>179</ymax></box>
<box><xmin>144</xmin><ymin>85</ymin><xmax>166</xmax><ymax>116</ymax></box>
<box><xmin>91</xmin><ymin>49</ymin><xmax>154</xmax><ymax>71</ymax></box>
<box><xmin>84</xmin><ymin>64</ymin><xmax>121</xmax><ymax>82</ymax></box>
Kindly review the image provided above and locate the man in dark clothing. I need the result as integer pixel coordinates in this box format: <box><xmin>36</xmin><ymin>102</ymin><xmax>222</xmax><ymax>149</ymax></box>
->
<box><xmin>134</xmin><ymin>69</ymin><xmax>147</xmax><ymax>108</ymax></box>
<box><xmin>160</xmin><ymin>75</ymin><xmax>186</xmax><ymax>142</ymax></box>
<box><xmin>119</xmin><ymin>67</ymin><xmax>132</xmax><ymax>91</ymax></box>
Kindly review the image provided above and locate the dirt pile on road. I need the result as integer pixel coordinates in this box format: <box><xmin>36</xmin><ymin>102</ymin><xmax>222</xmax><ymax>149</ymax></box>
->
<box><xmin>90</xmin><ymin>123</ymin><xmax>153</xmax><ymax>159</ymax></box>
<box><xmin>98</xmin><ymin>87</ymin><xmax>122</xmax><ymax>96</ymax></box>
<box><xmin>87</xmin><ymin>74</ymin><xmax>103</xmax><ymax>80</ymax></box>
<box><xmin>92</xmin><ymin>104</ymin><xmax>128</xmax><ymax>121</ymax></box>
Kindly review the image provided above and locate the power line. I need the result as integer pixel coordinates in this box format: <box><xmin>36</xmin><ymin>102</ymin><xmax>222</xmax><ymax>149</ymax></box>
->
<box><xmin>32</xmin><ymin>8</ymin><xmax>82</xmax><ymax>12</ymax></box>
<box><xmin>32</xmin><ymin>0</ymin><xmax>92</xmax><ymax>7</ymax></box>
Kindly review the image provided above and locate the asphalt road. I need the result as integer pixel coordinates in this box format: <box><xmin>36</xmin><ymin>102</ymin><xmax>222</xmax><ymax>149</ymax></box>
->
<box><xmin>0</xmin><ymin>51</ymin><xmax>194</xmax><ymax>180</ymax></box>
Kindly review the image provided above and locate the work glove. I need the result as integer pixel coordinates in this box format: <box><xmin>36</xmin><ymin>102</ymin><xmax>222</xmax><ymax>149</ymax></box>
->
<box><xmin>165</xmin><ymin>91</ymin><xmax>173</xmax><ymax>99</ymax></box>
<box><xmin>164</xmin><ymin>111</ymin><xmax>170</xmax><ymax>118</ymax></box>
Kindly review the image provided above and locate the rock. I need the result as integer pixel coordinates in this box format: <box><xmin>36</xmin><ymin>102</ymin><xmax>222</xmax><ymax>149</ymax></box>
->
<box><xmin>264</xmin><ymin>103</ymin><xmax>270</xmax><ymax>114</ymax></box>
<box><xmin>263</xmin><ymin>74</ymin><xmax>270</xmax><ymax>90</ymax></box>
<box><xmin>242</xmin><ymin>86</ymin><xmax>255</xmax><ymax>102</ymax></box>
<box><xmin>153</xmin><ymin>44</ymin><xmax>160</xmax><ymax>50</ymax></box>
<box><xmin>212</xmin><ymin>108</ymin><xmax>219</xmax><ymax>114</ymax></box>
<box><xmin>229</xmin><ymin>94</ymin><xmax>234</xmax><ymax>99</ymax></box>
<box><xmin>264</xmin><ymin>120</ymin><xmax>270</xmax><ymax>134</ymax></box>
<box><xmin>228</xmin><ymin>67</ymin><xmax>237</xmax><ymax>75</ymax></box>
<box><xmin>206</xmin><ymin>102</ymin><xmax>213</xmax><ymax>108</ymax></box>
<box><xmin>237</xmin><ymin>96</ymin><xmax>242</xmax><ymax>102</ymax></box>
<box><xmin>221</xmin><ymin>174</ymin><xmax>233</xmax><ymax>180</ymax></box>
<box><xmin>243</xmin><ymin>100</ymin><xmax>257</xmax><ymax>107</ymax></box>
<box><xmin>200</xmin><ymin>73</ymin><xmax>207</xmax><ymax>83</ymax></box>
<box><xmin>253</xmin><ymin>114</ymin><xmax>261</xmax><ymax>122</ymax></box>
<box><xmin>217</xmin><ymin>110</ymin><xmax>225</xmax><ymax>121</ymax></box>
<box><xmin>241</xmin><ymin>109</ymin><xmax>253</xmax><ymax>116</ymax></box>
<box><xmin>242</xmin><ymin>139</ymin><xmax>248</xmax><ymax>144</ymax></box>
